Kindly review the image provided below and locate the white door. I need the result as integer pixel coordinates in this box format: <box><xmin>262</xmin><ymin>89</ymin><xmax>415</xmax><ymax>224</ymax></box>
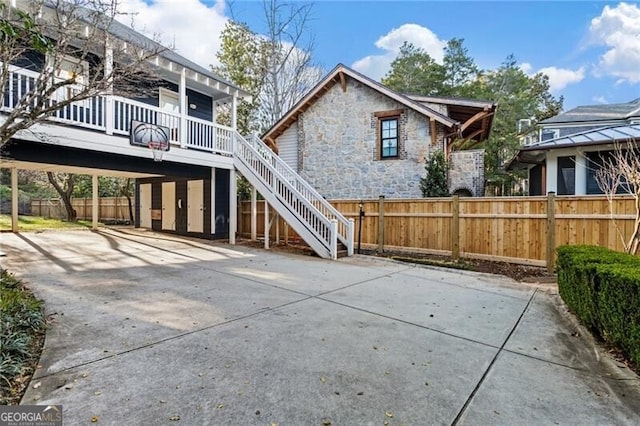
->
<box><xmin>162</xmin><ymin>182</ymin><xmax>176</xmax><ymax>231</ymax></box>
<box><xmin>159</xmin><ymin>88</ymin><xmax>180</xmax><ymax>114</ymax></box>
<box><xmin>187</xmin><ymin>180</ymin><xmax>204</xmax><ymax>233</ymax></box>
<box><xmin>139</xmin><ymin>184</ymin><xmax>152</xmax><ymax>229</ymax></box>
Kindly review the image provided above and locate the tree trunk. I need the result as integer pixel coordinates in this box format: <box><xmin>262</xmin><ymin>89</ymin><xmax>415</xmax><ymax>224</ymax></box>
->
<box><xmin>47</xmin><ymin>172</ymin><xmax>76</xmax><ymax>221</ymax></box>
<box><xmin>121</xmin><ymin>178</ymin><xmax>134</xmax><ymax>223</ymax></box>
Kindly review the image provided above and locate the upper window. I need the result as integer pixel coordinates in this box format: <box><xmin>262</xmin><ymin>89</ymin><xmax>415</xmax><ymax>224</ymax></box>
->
<box><xmin>380</xmin><ymin>117</ymin><xmax>399</xmax><ymax>158</ymax></box>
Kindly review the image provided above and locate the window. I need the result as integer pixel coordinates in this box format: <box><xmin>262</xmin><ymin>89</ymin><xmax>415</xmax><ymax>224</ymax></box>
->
<box><xmin>541</xmin><ymin>128</ymin><xmax>560</xmax><ymax>141</ymax></box>
<box><xmin>380</xmin><ymin>117</ymin><xmax>399</xmax><ymax>158</ymax></box>
<box><xmin>557</xmin><ymin>156</ymin><xmax>575</xmax><ymax>195</ymax></box>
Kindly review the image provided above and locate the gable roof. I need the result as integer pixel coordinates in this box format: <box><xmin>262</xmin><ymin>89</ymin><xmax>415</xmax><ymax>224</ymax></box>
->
<box><xmin>263</xmin><ymin>64</ymin><xmax>459</xmax><ymax>140</ymax></box>
<box><xmin>541</xmin><ymin>98</ymin><xmax>640</xmax><ymax>125</ymax></box>
<box><xmin>38</xmin><ymin>0</ymin><xmax>247</xmax><ymax>99</ymax></box>
<box><xmin>507</xmin><ymin>123</ymin><xmax>640</xmax><ymax>169</ymax></box>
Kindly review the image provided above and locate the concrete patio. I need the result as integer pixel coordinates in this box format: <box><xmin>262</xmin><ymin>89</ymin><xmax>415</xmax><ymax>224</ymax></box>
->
<box><xmin>1</xmin><ymin>229</ymin><xmax>638</xmax><ymax>425</ymax></box>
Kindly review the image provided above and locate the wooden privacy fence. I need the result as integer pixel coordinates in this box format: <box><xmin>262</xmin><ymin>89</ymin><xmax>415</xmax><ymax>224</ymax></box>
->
<box><xmin>31</xmin><ymin>197</ymin><xmax>133</xmax><ymax>222</ymax></box>
<box><xmin>238</xmin><ymin>194</ymin><xmax>638</xmax><ymax>269</ymax></box>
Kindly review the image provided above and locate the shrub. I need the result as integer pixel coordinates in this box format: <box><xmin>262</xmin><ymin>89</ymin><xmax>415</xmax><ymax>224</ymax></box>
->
<box><xmin>556</xmin><ymin>245</ymin><xmax>640</xmax><ymax>366</ymax></box>
<box><xmin>0</xmin><ymin>269</ymin><xmax>46</xmax><ymax>404</ymax></box>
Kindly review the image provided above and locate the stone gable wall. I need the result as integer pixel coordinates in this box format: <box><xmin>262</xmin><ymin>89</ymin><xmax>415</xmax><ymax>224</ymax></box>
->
<box><xmin>449</xmin><ymin>149</ymin><xmax>485</xmax><ymax>197</ymax></box>
<box><xmin>298</xmin><ymin>79</ymin><xmax>447</xmax><ymax>199</ymax></box>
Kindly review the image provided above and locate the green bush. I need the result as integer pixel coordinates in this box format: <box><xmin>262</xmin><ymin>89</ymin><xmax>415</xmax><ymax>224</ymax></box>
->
<box><xmin>557</xmin><ymin>245</ymin><xmax>640</xmax><ymax>366</ymax></box>
<box><xmin>0</xmin><ymin>269</ymin><xmax>46</xmax><ymax>404</ymax></box>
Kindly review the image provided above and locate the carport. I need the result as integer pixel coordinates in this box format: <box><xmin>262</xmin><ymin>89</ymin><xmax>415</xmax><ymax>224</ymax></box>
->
<box><xmin>1</xmin><ymin>138</ymin><xmax>232</xmax><ymax>239</ymax></box>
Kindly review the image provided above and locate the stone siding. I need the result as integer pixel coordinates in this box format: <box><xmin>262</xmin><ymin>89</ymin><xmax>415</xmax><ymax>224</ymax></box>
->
<box><xmin>449</xmin><ymin>149</ymin><xmax>485</xmax><ymax>196</ymax></box>
<box><xmin>298</xmin><ymin>79</ymin><xmax>446</xmax><ymax>199</ymax></box>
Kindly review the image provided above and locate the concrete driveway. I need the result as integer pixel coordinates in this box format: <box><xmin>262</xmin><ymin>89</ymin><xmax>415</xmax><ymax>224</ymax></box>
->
<box><xmin>1</xmin><ymin>229</ymin><xmax>639</xmax><ymax>425</ymax></box>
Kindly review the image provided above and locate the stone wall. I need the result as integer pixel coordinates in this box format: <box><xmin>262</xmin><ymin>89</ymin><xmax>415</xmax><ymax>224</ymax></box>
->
<box><xmin>449</xmin><ymin>149</ymin><xmax>485</xmax><ymax>196</ymax></box>
<box><xmin>298</xmin><ymin>78</ymin><xmax>446</xmax><ymax>199</ymax></box>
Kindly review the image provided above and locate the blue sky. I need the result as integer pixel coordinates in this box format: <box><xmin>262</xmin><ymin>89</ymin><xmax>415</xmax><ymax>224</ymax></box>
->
<box><xmin>124</xmin><ymin>1</ymin><xmax>640</xmax><ymax>110</ymax></box>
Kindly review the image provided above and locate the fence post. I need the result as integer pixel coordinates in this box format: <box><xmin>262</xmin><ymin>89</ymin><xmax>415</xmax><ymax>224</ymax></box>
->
<box><xmin>377</xmin><ymin>195</ymin><xmax>385</xmax><ymax>252</ymax></box>
<box><xmin>451</xmin><ymin>195</ymin><xmax>460</xmax><ymax>260</ymax></box>
<box><xmin>546</xmin><ymin>192</ymin><xmax>556</xmax><ymax>273</ymax></box>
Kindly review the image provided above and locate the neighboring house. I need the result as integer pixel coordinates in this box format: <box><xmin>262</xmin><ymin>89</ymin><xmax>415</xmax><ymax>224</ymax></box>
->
<box><xmin>1</xmin><ymin>1</ymin><xmax>353</xmax><ymax>259</ymax></box>
<box><xmin>262</xmin><ymin>64</ymin><xmax>497</xmax><ymax>199</ymax></box>
<box><xmin>509</xmin><ymin>122</ymin><xmax>640</xmax><ymax>196</ymax></box>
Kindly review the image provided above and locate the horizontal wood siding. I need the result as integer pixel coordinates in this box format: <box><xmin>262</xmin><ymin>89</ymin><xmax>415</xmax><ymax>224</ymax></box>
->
<box><xmin>276</xmin><ymin>122</ymin><xmax>298</xmax><ymax>172</ymax></box>
<box><xmin>238</xmin><ymin>195</ymin><xmax>639</xmax><ymax>266</ymax></box>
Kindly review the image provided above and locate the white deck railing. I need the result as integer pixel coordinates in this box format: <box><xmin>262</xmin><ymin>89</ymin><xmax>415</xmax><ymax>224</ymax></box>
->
<box><xmin>2</xmin><ymin>66</ymin><xmax>234</xmax><ymax>155</ymax></box>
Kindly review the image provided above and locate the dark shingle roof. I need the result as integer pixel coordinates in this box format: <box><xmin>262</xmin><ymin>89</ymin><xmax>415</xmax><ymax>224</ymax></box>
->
<box><xmin>541</xmin><ymin>98</ymin><xmax>640</xmax><ymax>124</ymax></box>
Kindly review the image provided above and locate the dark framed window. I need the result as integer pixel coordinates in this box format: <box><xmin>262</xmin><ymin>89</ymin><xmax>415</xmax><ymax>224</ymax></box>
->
<box><xmin>557</xmin><ymin>156</ymin><xmax>575</xmax><ymax>195</ymax></box>
<box><xmin>380</xmin><ymin>117</ymin><xmax>399</xmax><ymax>158</ymax></box>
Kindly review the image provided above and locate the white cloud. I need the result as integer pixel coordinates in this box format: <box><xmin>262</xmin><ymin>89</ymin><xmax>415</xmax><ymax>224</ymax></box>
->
<box><xmin>589</xmin><ymin>2</ymin><xmax>640</xmax><ymax>83</ymax></box>
<box><xmin>117</xmin><ymin>0</ymin><xmax>228</xmax><ymax>69</ymax></box>
<box><xmin>520</xmin><ymin>63</ymin><xmax>585</xmax><ymax>92</ymax></box>
<box><xmin>519</xmin><ymin>62</ymin><xmax>533</xmax><ymax>75</ymax></box>
<box><xmin>537</xmin><ymin>66</ymin><xmax>586</xmax><ymax>91</ymax></box>
<box><xmin>352</xmin><ymin>24</ymin><xmax>446</xmax><ymax>81</ymax></box>
<box><xmin>592</xmin><ymin>95</ymin><xmax>608</xmax><ymax>104</ymax></box>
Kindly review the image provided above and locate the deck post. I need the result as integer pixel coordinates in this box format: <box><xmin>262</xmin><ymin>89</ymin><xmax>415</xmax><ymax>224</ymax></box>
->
<box><xmin>92</xmin><ymin>174</ymin><xmax>99</xmax><ymax>230</ymax></box>
<box><xmin>11</xmin><ymin>167</ymin><xmax>18</xmax><ymax>232</ymax></box>
<box><xmin>251</xmin><ymin>187</ymin><xmax>257</xmax><ymax>240</ymax></box>
<box><xmin>229</xmin><ymin>168</ymin><xmax>237</xmax><ymax>244</ymax></box>
<box><xmin>264</xmin><ymin>202</ymin><xmax>270</xmax><ymax>249</ymax></box>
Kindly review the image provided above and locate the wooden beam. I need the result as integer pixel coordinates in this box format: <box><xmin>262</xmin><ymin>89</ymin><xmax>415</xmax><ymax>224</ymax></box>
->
<box><xmin>460</xmin><ymin>110</ymin><xmax>492</xmax><ymax>133</ymax></box>
<box><xmin>430</xmin><ymin>118</ymin><xmax>438</xmax><ymax>145</ymax></box>
<box><xmin>374</xmin><ymin>109</ymin><xmax>404</xmax><ymax>118</ymax></box>
<box><xmin>339</xmin><ymin>71</ymin><xmax>347</xmax><ymax>92</ymax></box>
<box><xmin>265</xmin><ymin>136</ymin><xmax>278</xmax><ymax>154</ymax></box>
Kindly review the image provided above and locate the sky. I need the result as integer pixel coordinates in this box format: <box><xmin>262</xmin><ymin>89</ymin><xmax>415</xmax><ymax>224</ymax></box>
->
<box><xmin>118</xmin><ymin>0</ymin><xmax>640</xmax><ymax>110</ymax></box>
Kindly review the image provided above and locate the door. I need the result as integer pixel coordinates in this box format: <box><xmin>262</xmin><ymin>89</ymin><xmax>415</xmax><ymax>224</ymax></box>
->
<box><xmin>159</xmin><ymin>88</ymin><xmax>180</xmax><ymax>140</ymax></box>
<box><xmin>162</xmin><ymin>181</ymin><xmax>176</xmax><ymax>231</ymax></box>
<box><xmin>187</xmin><ymin>180</ymin><xmax>204</xmax><ymax>233</ymax></box>
<box><xmin>139</xmin><ymin>183</ymin><xmax>152</xmax><ymax>228</ymax></box>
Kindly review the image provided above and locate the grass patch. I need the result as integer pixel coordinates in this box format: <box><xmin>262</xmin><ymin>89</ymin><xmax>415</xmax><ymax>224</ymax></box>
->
<box><xmin>1</xmin><ymin>269</ymin><xmax>46</xmax><ymax>405</ymax></box>
<box><xmin>0</xmin><ymin>214</ymin><xmax>93</xmax><ymax>232</ymax></box>
<box><xmin>390</xmin><ymin>255</ymin><xmax>474</xmax><ymax>271</ymax></box>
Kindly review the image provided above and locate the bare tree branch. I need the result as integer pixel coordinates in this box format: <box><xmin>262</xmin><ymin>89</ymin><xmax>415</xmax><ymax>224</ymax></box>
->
<box><xmin>1</xmin><ymin>0</ymin><xmax>168</xmax><ymax>148</ymax></box>
<box><xmin>595</xmin><ymin>141</ymin><xmax>640</xmax><ymax>255</ymax></box>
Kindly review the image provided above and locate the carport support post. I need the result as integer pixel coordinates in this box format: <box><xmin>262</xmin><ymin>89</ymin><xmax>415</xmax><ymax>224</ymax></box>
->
<box><xmin>11</xmin><ymin>167</ymin><xmax>18</xmax><ymax>232</ymax></box>
<box><xmin>229</xmin><ymin>168</ymin><xmax>237</xmax><ymax>244</ymax></box>
<box><xmin>251</xmin><ymin>187</ymin><xmax>257</xmax><ymax>240</ymax></box>
<box><xmin>92</xmin><ymin>174</ymin><xmax>99</xmax><ymax>230</ymax></box>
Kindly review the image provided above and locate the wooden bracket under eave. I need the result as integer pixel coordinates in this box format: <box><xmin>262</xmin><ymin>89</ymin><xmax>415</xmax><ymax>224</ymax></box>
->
<box><xmin>339</xmin><ymin>71</ymin><xmax>347</xmax><ymax>92</ymax></box>
<box><xmin>430</xmin><ymin>118</ymin><xmax>438</xmax><ymax>145</ymax></box>
<box><xmin>265</xmin><ymin>136</ymin><xmax>279</xmax><ymax>154</ymax></box>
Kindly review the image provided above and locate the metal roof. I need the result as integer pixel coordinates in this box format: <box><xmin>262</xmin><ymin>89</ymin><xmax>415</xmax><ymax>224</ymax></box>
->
<box><xmin>541</xmin><ymin>98</ymin><xmax>640</xmax><ymax>124</ymax></box>
<box><xmin>522</xmin><ymin>123</ymin><xmax>640</xmax><ymax>151</ymax></box>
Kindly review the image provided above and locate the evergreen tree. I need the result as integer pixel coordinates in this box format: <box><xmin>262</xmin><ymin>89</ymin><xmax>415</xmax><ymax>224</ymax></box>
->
<box><xmin>420</xmin><ymin>151</ymin><xmax>449</xmax><ymax>197</ymax></box>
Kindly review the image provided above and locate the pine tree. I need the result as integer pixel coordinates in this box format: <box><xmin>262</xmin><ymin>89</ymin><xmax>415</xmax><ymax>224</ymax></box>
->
<box><xmin>420</xmin><ymin>151</ymin><xmax>449</xmax><ymax>197</ymax></box>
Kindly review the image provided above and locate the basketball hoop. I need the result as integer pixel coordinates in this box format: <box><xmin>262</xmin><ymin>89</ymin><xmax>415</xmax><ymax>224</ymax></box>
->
<box><xmin>148</xmin><ymin>141</ymin><xmax>168</xmax><ymax>162</ymax></box>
